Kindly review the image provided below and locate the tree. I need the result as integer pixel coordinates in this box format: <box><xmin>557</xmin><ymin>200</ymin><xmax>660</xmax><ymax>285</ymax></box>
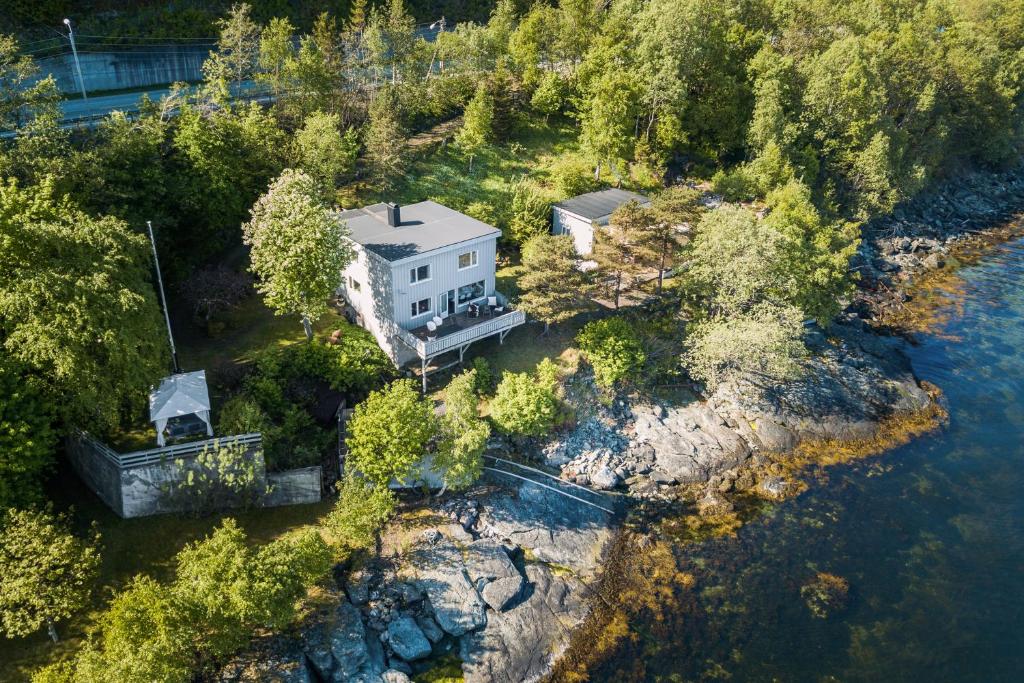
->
<box><xmin>324</xmin><ymin>474</ymin><xmax>396</xmax><ymax>552</ymax></box>
<box><xmin>281</xmin><ymin>13</ymin><xmax>349</xmax><ymax>122</ymax></box>
<box><xmin>0</xmin><ymin>508</ymin><xmax>100</xmax><ymax>643</ymax></box>
<box><xmin>643</xmin><ymin>186</ymin><xmax>702</xmax><ymax>293</ymax></box>
<box><xmin>456</xmin><ymin>83</ymin><xmax>494</xmax><ymax>171</ymax></box>
<box><xmin>518</xmin><ymin>234</ymin><xmax>594</xmax><ymax>334</ymax></box>
<box><xmin>577</xmin><ymin>317</ymin><xmax>647</xmax><ymax>389</ymax></box>
<box><xmin>347</xmin><ymin>0</ymin><xmax>369</xmax><ymax>34</ymax></box>
<box><xmin>258</xmin><ymin>17</ymin><xmax>296</xmax><ymax>101</ymax></box>
<box><xmin>593</xmin><ymin>200</ymin><xmax>650</xmax><ymax>309</ymax></box>
<box><xmin>346</xmin><ymin>379</ymin><xmax>438</xmax><ymax>487</ymax></box>
<box><xmin>203</xmin><ymin>2</ymin><xmax>261</xmax><ymax>101</ymax></box>
<box><xmin>434</xmin><ymin>370</ymin><xmax>489</xmax><ymax>492</ymax></box>
<box><xmin>364</xmin><ymin>86</ymin><xmax>407</xmax><ymax>189</ymax></box>
<box><xmin>243</xmin><ymin>169</ymin><xmax>354</xmax><ymax>340</ymax></box>
<box><xmin>0</xmin><ymin>180</ymin><xmax>167</xmax><ymax>429</ymax></box>
<box><xmin>0</xmin><ymin>34</ymin><xmax>61</xmax><ymax>131</ymax></box>
<box><xmin>292</xmin><ymin>112</ymin><xmax>359</xmax><ymax>199</ymax></box>
<box><xmin>530</xmin><ymin>71</ymin><xmax>566</xmax><ymax>122</ymax></box>
<box><xmin>578</xmin><ymin>68</ymin><xmax>638</xmax><ymax>180</ymax></box>
<box><xmin>683</xmin><ymin>303</ymin><xmax>807</xmax><ymax>391</ymax></box>
<box><xmin>0</xmin><ymin>360</ymin><xmax>56</xmax><ymax>509</ymax></box>
<box><xmin>179</xmin><ymin>265</ymin><xmax>253</xmax><ymax>326</ymax></box>
<box><xmin>506</xmin><ymin>177</ymin><xmax>550</xmax><ymax>245</ymax></box>
<box><xmin>490</xmin><ymin>370</ymin><xmax>557</xmax><ymax>438</ymax></box>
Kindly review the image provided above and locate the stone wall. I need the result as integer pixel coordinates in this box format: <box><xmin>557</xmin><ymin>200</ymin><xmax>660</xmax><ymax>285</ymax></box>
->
<box><xmin>66</xmin><ymin>433</ymin><xmax>123</xmax><ymax>513</ymax></box>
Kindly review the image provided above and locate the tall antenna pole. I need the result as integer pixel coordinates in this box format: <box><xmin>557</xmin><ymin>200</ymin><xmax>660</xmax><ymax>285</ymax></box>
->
<box><xmin>146</xmin><ymin>221</ymin><xmax>180</xmax><ymax>373</ymax></box>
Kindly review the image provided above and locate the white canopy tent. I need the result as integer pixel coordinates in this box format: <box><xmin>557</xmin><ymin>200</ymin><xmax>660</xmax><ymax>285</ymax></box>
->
<box><xmin>149</xmin><ymin>371</ymin><xmax>213</xmax><ymax>447</ymax></box>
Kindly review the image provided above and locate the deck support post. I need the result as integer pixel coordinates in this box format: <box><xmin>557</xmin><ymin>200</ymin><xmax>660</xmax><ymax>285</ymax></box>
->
<box><xmin>499</xmin><ymin>329</ymin><xmax>510</xmax><ymax>344</ymax></box>
<box><xmin>421</xmin><ymin>356</ymin><xmax>427</xmax><ymax>394</ymax></box>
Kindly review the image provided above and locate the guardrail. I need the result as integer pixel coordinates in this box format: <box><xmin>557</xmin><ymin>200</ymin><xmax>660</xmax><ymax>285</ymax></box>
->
<box><xmin>394</xmin><ymin>308</ymin><xmax>526</xmax><ymax>357</ymax></box>
<box><xmin>76</xmin><ymin>430</ymin><xmax>262</xmax><ymax>469</ymax></box>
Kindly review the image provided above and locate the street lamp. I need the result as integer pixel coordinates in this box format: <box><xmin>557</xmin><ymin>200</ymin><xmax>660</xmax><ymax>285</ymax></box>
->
<box><xmin>63</xmin><ymin>18</ymin><xmax>88</xmax><ymax>100</ymax></box>
<box><xmin>428</xmin><ymin>17</ymin><xmax>447</xmax><ymax>74</ymax></box>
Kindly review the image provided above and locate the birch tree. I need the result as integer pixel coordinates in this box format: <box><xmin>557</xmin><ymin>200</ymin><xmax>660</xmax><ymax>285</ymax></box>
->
<box><xmin>243</xmin><ymin>169</ymin><xmax>353</xmax><ymax>340</ymax></box>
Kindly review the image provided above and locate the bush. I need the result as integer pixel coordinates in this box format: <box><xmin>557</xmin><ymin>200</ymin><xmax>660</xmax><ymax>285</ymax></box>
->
<box><xmin>549</xmin><ymin>156</ymin><xmax>601</xmax><ymax>198</ymax></box>
<box><xmin>505</xmin><ymin>177</ymin><xmax>551</xmax><ymax>246</ymax></box>
<box><xmin>470</xmin><ymin>356</ymin><xmax>495</xmax><ymax>395</ymax></box>
<box><xmin>169</xmin><ymin>440</ymin><xmax>267</xmax><ymax>515</ymax></box>
<box><xmin>324</xmin><ymin>475</ymin><xmax>396</xmax><ymax>553</ymax></box>
<box><xmin>490</xmin><ymin>370</ymin><xmax>557</xmax><ymax>438</ymax></box>
<box><xmin>577</xmin><ymin>317</ymin><xmax>647</xmax><ymax>388</ymax></box>
<box><xmin>217</xmin><ymin>396</ymin><xmax>268</xmax><ymax>435</ymax></box>
<box><xmin>711</xmin><ymin>167</ymin><xmax>756</xmax><ymax>201</ymax></box>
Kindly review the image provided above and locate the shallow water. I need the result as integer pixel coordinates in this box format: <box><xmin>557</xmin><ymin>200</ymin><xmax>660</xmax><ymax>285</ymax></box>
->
<box><xmin>623</xmin><ymin>237</ymin><xmax>1024</xmax><ymax>682</ymax></box>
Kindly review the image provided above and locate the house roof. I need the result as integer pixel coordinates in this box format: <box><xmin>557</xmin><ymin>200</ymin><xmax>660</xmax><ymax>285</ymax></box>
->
<box><xmin>554</xmin><ymin>188</ymin><xmax>650</xmax><ymax>222</ymax></box>
<box><xmin>338</xmin><ymin>201</ymin><xmax>500</xmax><ymax>262</ymax></box>
<box><xmin>149</xmin><ymin>371</ymin><xmax>211</xmax><ymax>422</ymax></box>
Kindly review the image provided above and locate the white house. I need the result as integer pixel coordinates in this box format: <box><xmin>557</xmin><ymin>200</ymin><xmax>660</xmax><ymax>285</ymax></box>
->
<box><xmin>552</xmin><ymin>188</ymin><xmax>650</xmax><ymax>257</ymax></box>
<box><xmin>337</xmin><ymin>201</ymin><xmax>525</xmax><ymax>390</ymax></box>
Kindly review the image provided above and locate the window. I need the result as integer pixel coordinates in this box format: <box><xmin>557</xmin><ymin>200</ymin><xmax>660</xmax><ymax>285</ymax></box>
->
<box><xmin>458</xmin><ymin>250</ymin><xmax>479</xmax><ymax>270</ymax></box>
<box><xmin>458</xmin><ymin>280</ymin><xmax>486</xmax><ymax>304</ymax></box>
<box><xmin>410</xmin><ymin>264</ymin><xmax>430</xmax><ymax>284</ymax></box>
<box><xmin>411</xmin><ymin>298</ymin><xmax>431</xmax><ymax>317</ymax></box>
<box><xmin>348</xmin><ymin>277</ymin><xmax>361</xmax><ymax>292</ymax></box>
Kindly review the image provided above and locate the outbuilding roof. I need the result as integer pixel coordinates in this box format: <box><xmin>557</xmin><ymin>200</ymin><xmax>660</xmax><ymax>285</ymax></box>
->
<box><xmin>338</xmin><ymin>201</ymin><xmax>500</xmax><ymax>262</ymax></box>
<box><xmin>148</xmin><ymin>371</ymin><xmax>211</xmax><ymax>422</ymax></box>
<box><xmin>553</xmin><ymin>188</ymin><xmax>650</xmax><ymax>222</ymax></box>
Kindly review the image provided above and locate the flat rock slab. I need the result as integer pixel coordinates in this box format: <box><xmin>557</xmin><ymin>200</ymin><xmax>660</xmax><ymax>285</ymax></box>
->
<box><xmin>327</xmin><ymin>601</ymin><xmax>383</xmax><ymax>682</ymax></box>
<box><xmin>460</xmin><ymin>564</ymin><xmax>589</xmax><ymax>683</ymax></box>
<box><xmin>481</xmin><ymin>575</ymin><xmax>525</xmax><ymax>612</ymax></box>
<box><xmin>464</xmin><ymin>539</ymin><xmax>519</xmax><ymax>585</ymax></box>
<box><xmin>477</xmin><ymin>483</ymin><xmax>611</xmax><ymax>577</ymax></box>
<box><xmin>400</xmin><ymin>534</ymin><xmax>487</xmax><ymax>637</ymax></box>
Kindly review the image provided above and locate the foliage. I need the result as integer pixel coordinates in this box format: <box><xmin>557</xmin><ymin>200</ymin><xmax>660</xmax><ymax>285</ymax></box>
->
<box><xmin>0</xmin><ymin>34</ymin><xmax>60</xmax><ymax>131</ymax></box>
<box><xmin>434</xmin><ymin>370</ymin><xmax>488</xmax><ymax>491</ymax></box>
<box><xmin>244</xmin><ymin>168</ymin><xmax>354</xmax><ymax>338</ymax></box>
<box><xmin>577</xmin><ymin>318</ymin><xmax>647</xmax><ymax>389</ymax></box>
<box><xmin>644</xmin><ymin>185</ymin><xmax>704</xmax><ymax>291</ymax></box>
<box><xmin>202</xmin><ymin>2</ymin><xmax>262</xmax><ymax>101</ymax></box>
<box><xmin>470</xmin><ymin>356</ymin><xmax>495</xmax><ymax>395</ymax></box>
<box><xmin>0</xmin><ymin>180</ymin><xmax>166</xmax><ymax>430</ymax></box>
<box><xmin>456</xmin><ymin>83</ymin><xmax>495</xmax><ymax>169</ymax></box>
<box><xmin>531</xmin><ymin>71</ymin><xmax>568</xmax><ymax>122</ymax></box>
<box><xmin>490</xmin><ymin>370</ymin><xmax>557</xmax><ymax>438</ymax></box>
<box><xmin>593</xmin><ymin>200</ymin><xmax>652</xmax><ymax>308</ymax></box>
<box><xmin>170</xmin><ymin>441</ymin><xmax>267</xmax><ymax>515</ymax></box>
<box><xmin>292</xmin><ymin>112</ymin><xmax>359</xmax><ymax>199</ymax></box>
<box><xmin>0</xmin><ymin>508</ymin><xmax>100</xmax><ymax>642</ymax></box>
<box><xmin>683</xmin><ymin>303</ymin><xmax>808</xmax><ymax>390</ymax></box>
<box><xmin>324</xmin><ymin>474</ymin><xmax>396</xmax><ymax>552</ymax></box>
<box><xmin>505</xmin><ymin>176</ymin><xmax>551</xmax><ymax>245</ymax></box>
<box><xmin>518</xmin><ymin>234</ymin><xmax>594</xmax><ymax>332</ymax></box>
<box><xmin>218</xmin><ymin>395</ymin><xmax>270</xmax><ymax>435</ymax></box>
<box><xmin>0</xmin><ymin>359</ymin><xmax>56</xmax><ymax>509</ymax></box>
<box><xmin>549</xmin><ymin>157</ymin><xmax>602</xmax><ymax>198</ymax></box>
<box><xmin>365</xmin><ymin>86</ymin><xmax>408</xmax><ymax>190</ymax></box>
<box><xmin>346</xmin><ymin>379</ymin><xmax>438</xmax><ymax>487</ymax></box>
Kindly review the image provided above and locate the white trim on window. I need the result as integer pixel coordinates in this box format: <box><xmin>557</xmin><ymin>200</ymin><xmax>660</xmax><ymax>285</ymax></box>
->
<box><xmin>409</xmin><ymin>264</ymin><xmax>431</xmax><ymax>285</ymax></box>
<box><xmin>457</xmin><ymin>250</ymin><xmax>479</xmax><ymax>270</ymax></box>
<box><xmin>410</xmin><ymin>297</ymin><xmax>432</xmax><ymax>318</ymax></box>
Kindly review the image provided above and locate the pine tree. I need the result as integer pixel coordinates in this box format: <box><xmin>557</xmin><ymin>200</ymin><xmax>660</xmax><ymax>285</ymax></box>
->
<box><xmin>364</xmin><ymin>86</ymin><xmax>407</xmax><ymax>189</ymax></box>
<box><xmin>518</xmin><ymin>234</ymin><xmax>594</xmax><ymax>335</ymax></box>
<box><xmin>456</xmin><ymin>83</ymin><xmax>494</xmax><ymax>171</ymax></box>
<box><xmin>593</xmin><ymin>200</ymin><xmax>650</xmax><ymax>309</ymax></box>
<box><xmin>640</xmin><ymin>186</ymin><xmax>703</xmax><ymax>293</ymax></box>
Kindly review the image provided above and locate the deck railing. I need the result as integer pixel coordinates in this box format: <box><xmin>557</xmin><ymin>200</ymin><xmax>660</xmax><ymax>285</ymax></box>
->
<box><xmin>394</xmin><ymin>296</ymin><xmax>526</xmax><ymax>358</ymax></box>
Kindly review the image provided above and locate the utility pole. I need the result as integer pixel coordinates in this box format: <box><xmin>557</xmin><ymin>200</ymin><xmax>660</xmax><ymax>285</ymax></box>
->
<box><xmin>146</xmin><ymin>221</ymin><xmax>180</xmax><ymax>374</ymax></box>
<box><xmin>62</xmin><ymin>18</ymin><xmax>88</xmax><ymax>100</ymax></box>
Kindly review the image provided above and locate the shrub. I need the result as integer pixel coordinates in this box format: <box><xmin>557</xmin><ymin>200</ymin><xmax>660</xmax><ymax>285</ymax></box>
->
<box><xmin>470</xmin><ymin>356</ymin><xmax>495</xmax><ymax>395</ymax></box>
<box><xmin>434</xmin><ymin>370</ymin><xmax>488</xmax><ymax>491</ymax></box>
<box><xmin>505</xmin><ymin>177</ymin><xmax>551</xmax><ymax>246</ymax></box>
<box><xmin>324</xmin><ymin>475</ymin><xmax>396</xmax><ymax>553</ymax></box>
<box><xmin>217</xmin><ymin>395</ymin><xmax>269</xmax><ymax>435</ymax></box>
<box><xmin>711</xmin><ymin>167</ymin><xmax>756</xmax><ymax>201</ymax></box>
<box><xmin>549</xmin><ymin>156</ymin><xmax>601</xmax><ymax>198</ymax></box>
<box><xmin>490</xmin><ymin>370</ymin><xmax>557</xmax><ymax>438</ymax></box>
<box><xmin>170</xmin><ymin>440</ymin><xmax>267</xmax><ymax>515</ymax></box>
<box><xmin>577</xmin><ymin>318</ymin><xmax>647</xmax><ymax>388</ymax></box>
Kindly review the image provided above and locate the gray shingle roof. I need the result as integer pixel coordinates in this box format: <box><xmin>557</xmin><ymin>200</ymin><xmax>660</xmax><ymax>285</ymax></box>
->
<box><xmin>554</xmin><ymin>188</ymin><xmax>650</xmax><ymax>221</ymax></box>
<box><xmin>338</xmin><ymin>201</ymin><xmax>500</xmax><ymax>262</ymax></box>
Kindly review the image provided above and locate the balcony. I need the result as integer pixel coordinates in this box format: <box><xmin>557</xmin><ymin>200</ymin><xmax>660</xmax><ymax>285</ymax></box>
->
<box><xmin>393</xmin><ymin>293</ymin><xmax>525</xmax><ymax>360</ymax></box>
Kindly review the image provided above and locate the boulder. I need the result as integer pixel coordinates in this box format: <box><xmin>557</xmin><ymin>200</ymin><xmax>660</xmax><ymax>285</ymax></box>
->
<box><xmin>345</xmin><ymin>568</ymin><xmax>373</xmax><ymax>606</ymax></box>
<box><xmin>696</xmin><ymin>491</ymin><xmax>734</xmax><ymax>517</ymax></box>
<box><xmin>385</xmin><ymin>616</ymin><xmax>432</xmax><ymax>661</ymax></box>
<box><xmin>590</xmin><ymin>465</ymin><xmax>620</xmax><ymax>490</ymax></box>
<box><xmin>381</xmin><ymin>671</ymin><xmax>412</xmax><ymax>683</ymax></box>
<box><xmin>400</xmin><ymin>536</ymin><xmax>487</xmax><ymax>636</ymax></box>
<box><xmin>464</xmin><ymin>539</ymin><xmax>519</xmax><ymax>586</ymax></box>
<box><xmin>329</xmin><ymin>601</ymin><xmax>370</xmax><ymax>681</ymax></box>
<box><xmin>481</xmin><ymin>575</ymin><xmax>525</xmax><ymax>612</ymax></box>
<box><xmin>415</xmin><ymin>614</ymin><xmax>445</xmax><ymax>644</ymax></box>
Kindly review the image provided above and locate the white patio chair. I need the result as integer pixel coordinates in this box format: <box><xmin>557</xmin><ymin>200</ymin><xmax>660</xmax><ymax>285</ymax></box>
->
<box><xmin>488</xmin><ymin>296</ymin><xmax>504</xmax><ymax>315</ymax></box>
<box><xmin>425</xmin><ymin>320</ymin><xmax>437</xmax><ymax>341</ymax></box>
<box><xmin>432</xmin><ymin>315</ymin><xmax>444</xmax><ymax>328</ymax></box>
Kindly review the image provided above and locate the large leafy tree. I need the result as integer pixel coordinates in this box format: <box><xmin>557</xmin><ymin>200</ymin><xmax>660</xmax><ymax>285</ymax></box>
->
<box><xmin>243</xmin><ymin>169</ymin><xmax>354</xmax><ymax>340</ymax></box>
<box><xmin>324</xmin><ymin>474</ymin><xmax>396</xmax><ymax>553</ymax></box>
<box><xmin>291</xmin><ymin>111</ymin><xmax>358</xmax><ymax>200</ymax></box>
<box><xmin>518</xmin><ymin>234</ymin><xmax>594</xmax><ymax>334</ymax></box>
<box><xmin>346</xmin><ymin>379</ymin><xmax>438</xmax><ymax>487</ymax></box>
<box><xmin>0</xmin><ymin>360</ymin><xmax>56</xmax><ymax>509</ymax></box>
<box><xmin>490</xmin><ymin>369</ymin><xmax>557</xmax><ymax>439</ymax></box>
<box><xmin>0</xmin><ymin>508</ymin><xmax>101</xmax><ymax>643</ymax></box>
<box><xmin>0</xmin><ymin>180</ymin><xmax>167</xmax><ymax>429</ymax></box>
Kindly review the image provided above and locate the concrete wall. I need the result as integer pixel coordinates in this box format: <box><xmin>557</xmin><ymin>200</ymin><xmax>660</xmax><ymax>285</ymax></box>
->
<box><xmin>37</xmin><ymin>46</ymin><xmax>207</xmax><ymax>94</ymax></box>
<box><xmin>66</xmin><ymin>433</ymin><xmax>123</xmax><ymax>514</ymax></box>
<box><xmin>265</xmin><ymin>467</ymin><xmax>323</xmax><ymax>507</ymax></box>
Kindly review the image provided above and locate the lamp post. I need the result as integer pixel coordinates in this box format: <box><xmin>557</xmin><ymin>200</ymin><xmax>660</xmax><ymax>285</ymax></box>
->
<box><xmin>428</xmin><ymin>17</ymin><xmax>447</xmax><ymax>75</ymax></box>
<box><xmin>62</xmin><ymin>18</ymin><xmax>88</xmax><ymax>100</ymax></box>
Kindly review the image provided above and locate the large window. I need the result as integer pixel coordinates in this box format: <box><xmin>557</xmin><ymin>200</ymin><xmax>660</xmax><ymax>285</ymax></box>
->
<box><xmin>348</xmin><ymin>277</ymin><xmax>361</xmax><ymax>292</ymax></box>
<box><xmin>411</xmin><ymin>298</ymin><xmax>431</xmax><ymax>317</ymax></box>
<box><xmin>410</xmin><ymin>264</ymin><xmax>430</xmax><ymax>284</ymax></box>
<box><xmin>458</xmin><ymin>280</ymin><xmax>485</xmax><ymax>304</ymax></box>
<box><xmin>458</xmin><ymin>250</ymin><xmax>478</xmax><ymax>270</ymax></box>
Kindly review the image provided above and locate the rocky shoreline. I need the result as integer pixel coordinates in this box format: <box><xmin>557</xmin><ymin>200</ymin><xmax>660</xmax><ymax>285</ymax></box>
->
<box><xmin>216</xmin><ymin>164</ymin><xmax>1024</xmax><ymax>683</ymax></box>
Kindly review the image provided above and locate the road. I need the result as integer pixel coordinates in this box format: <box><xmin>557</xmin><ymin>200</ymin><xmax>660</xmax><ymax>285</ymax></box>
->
<box><xmin>59</xmin><ymin>86</ymin><xmax>179</xmax><ymax>122</ymax></box>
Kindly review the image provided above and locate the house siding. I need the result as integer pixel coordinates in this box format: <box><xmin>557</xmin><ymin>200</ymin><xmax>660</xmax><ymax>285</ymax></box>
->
<box><xmin>553</xmin><ymin>207</ymin><xmax>598</xmax><ymax>256</ymax></box>
<box><xmin>340</xmin><ymin>235</ymin><xmax>499</xmax><ymax>365</ymax></box>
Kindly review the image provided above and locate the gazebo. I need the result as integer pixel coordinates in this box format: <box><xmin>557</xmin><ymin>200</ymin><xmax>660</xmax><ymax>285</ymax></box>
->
<box><xmin>149</xmin><ymin>370</ymin><xmax>214</xmax><ymax>447</ymax></box>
